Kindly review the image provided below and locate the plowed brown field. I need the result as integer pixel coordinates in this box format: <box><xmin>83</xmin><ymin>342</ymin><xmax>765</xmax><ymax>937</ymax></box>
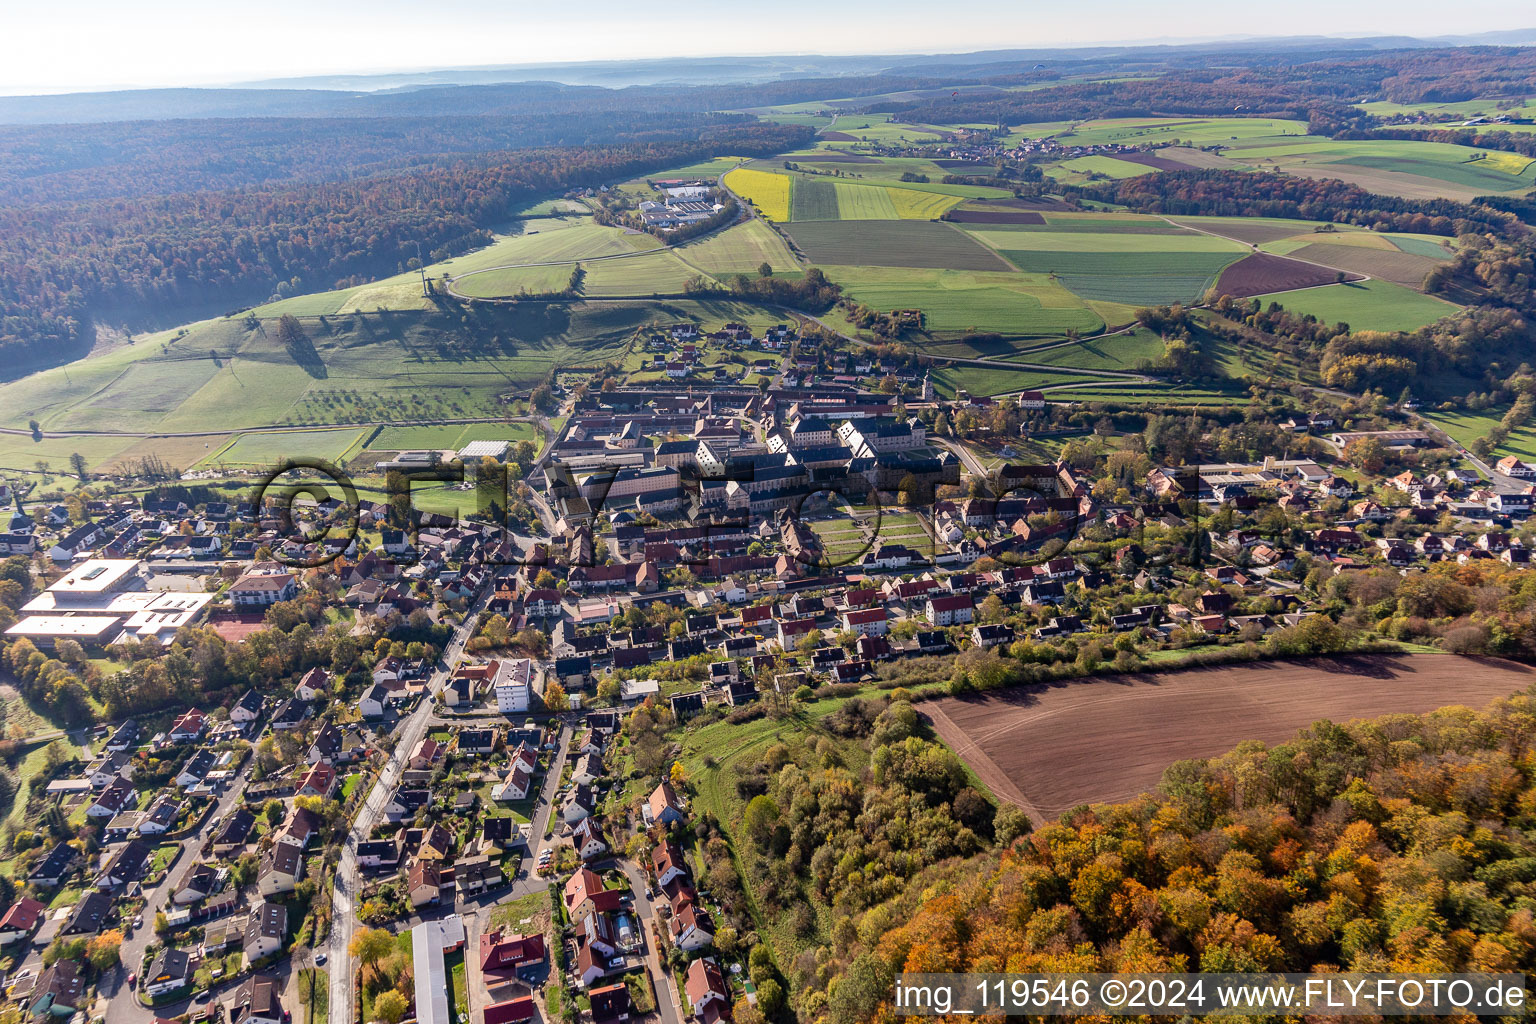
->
<box><xmin>924</xmin><ymin>654</ymin><xmax>1535</xmax><ymax>822</ymax></box>
<box><xmin>1215</xmin><ymin>252</ymin><xmax>1361</xmax><ymax>297</ymax></box>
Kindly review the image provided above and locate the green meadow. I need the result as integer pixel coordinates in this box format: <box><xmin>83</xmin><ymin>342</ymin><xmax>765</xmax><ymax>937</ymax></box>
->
<box><xmin>1254</xmin><ymin>279</ymin><xmax>1462</xmax><ymax>333</ymax></box>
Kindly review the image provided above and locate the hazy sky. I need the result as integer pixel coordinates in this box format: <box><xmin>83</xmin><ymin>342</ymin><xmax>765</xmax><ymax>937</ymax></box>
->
<box><xmin>2</xmin><ymin>0</ymin><xmax>1528</xmax><ymax>94</ymax></box>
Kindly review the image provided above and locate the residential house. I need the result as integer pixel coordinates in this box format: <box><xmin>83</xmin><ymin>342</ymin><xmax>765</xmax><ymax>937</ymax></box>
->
<box><xmin>142</xmin><ymin>950</ymin><xmax>192</xmax><ymax>999</ymax></box>
<box><xmin>685</xmin><ymin>959</ymin><xmax>730</xmax><ymax>1020</ymax></box>
<box><xmin>258</xmin><ymin>843</ymin><xmax>304</xmax><ymax>897</ymax></box>
<box><xmin>564</xmin><ymin>867</ymin><xmax>623</xmax><ymax>921</ymax></box>
<box><xmin>212</xmin><ymin>808</ymin><xmax>256</xmax><ymax>857</ymax></box>
<box><xmin>645</xmin><ymin>781</ymin><xmax>685</xmax><ymax>827</ymax></box>
<box><xmin>408</xmin><ymin>860</ymin><xmax>441</xmax><ymax>907</ymax></box>
<box><xmin>652</xmin><ymin>842</ymin><xmax>688</xmax><ymax>888</ymax></box>
<box><xmin>572</xmin><ymin>818</ymin><xmax>608</xmax><ymax>861</ymax></box>
<box><xmin>356</xmin><ymin>839</ymin><xmax>401</xmax><ymax>870</ymax></box>
<box><xmin>228</xmin><ymin>975</ymin><xmax>284</xmax><ymax>1024</ymax></box>
<box><xmin>669</xmin><ymin>900</ymin><xmax>715</xmax><ymax>952</ymax></box>
<box><xmin>96</xmin><ymin>839</ymin><xmax>152</xmax><ymax>890</ymax></box>
<box><xmin>172</xmin><ymin>862</ymin><xmax>223</xmax><ymax>905</ymax></box>
<box><xmin>243</xmin><ymin>902</ymin><xmax>287</xmax><ymax>964</ymax></box>
<box><xmin>926</xmin><ymin>594</ymin><xmax>974</xmax><ymax>627</ymax></box>
<box><xmin>88</xmin><ymin>776</ymin><xmax>136</xmax><ymax>819</ymax></box>
<box><xmin>61</xmin><ymin>893</ymin><xmax>112</xmax><ymax>936</ymax></box>
<box><xmin>0</xmin><ymin>898</ymin><xmax>46</xmax><ymax>945</ymax></box>
<box><xmin>230</xmin><ymin>689</ymin><xmax>264</xmax><ymax>725</ymax></box>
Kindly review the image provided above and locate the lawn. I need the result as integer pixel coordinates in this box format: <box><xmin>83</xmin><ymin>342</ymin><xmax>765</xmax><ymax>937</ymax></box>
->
<box><xmin>489</xmin><ymin>888</ymin><xmax>550</xmax><ymax>929</ymax></box>
<box><xmin>724</xmin><ymin>168</ymin><xmax>791</xmax><ymax>222</ymax></box>
<box><xmin>298</xmin><ymin>968</ymin><xmax>329</xmax><ymax>1024</ymax></box>
<box><xmin>1253</xmin><ymin>279</ymin><xmax>1461</xmax><ymax>333</ymax></box>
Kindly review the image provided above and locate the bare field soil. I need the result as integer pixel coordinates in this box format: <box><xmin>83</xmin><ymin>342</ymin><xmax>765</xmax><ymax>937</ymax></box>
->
<box><xmin>1215</xmin><ymin>252</ymin><xmax>1360</xmax><ymax>297</ymax></box>
<box><xmin>1114</xmin><ymin>152</ymin><xmax>1192</xmax><ymax>172</ymax></box>
<box><xmin>1286</xmin><ymin>241</ymin><xmax>1445</xmax><ymax>289</ymax></box>
<box><xmin>924</xmin><ymin>654</ymin><xmax>1536</xmax><ymax>822</ymax></box>
<box><xmin>800</xmin><ymin>151</ymin><xmax>879</xmax><ymax>163</ymax></box>
<box><xmin>1174</xmin><ymin>219</ymin><xmax>1316</xmax><ymax>246</ymax></box>
<box><xmin>945</xmin><ymin>210</ymin><xmax>1047</xmax><ymax>224</ymax></box>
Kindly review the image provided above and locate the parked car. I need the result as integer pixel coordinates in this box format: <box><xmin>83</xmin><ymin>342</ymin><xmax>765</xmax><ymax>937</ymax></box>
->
<box><xmin>126</xmin><ymin>974</ymin><xmax>136</xmax><ymax>989</ymax></box>
<box><xmin>314</xmin><ymin>953</ymin><xmax>327</xmax><ymax>966</ymax></box>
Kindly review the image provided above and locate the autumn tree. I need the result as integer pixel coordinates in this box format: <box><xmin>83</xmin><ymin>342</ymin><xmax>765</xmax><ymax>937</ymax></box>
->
<box><xmin>349</xmin><ymin>927</ymin><xmax>395</xmax><ymax>985</ymax></box>
<box><xmin>374</xmin><ymin>990</ymin><xmax>408</xmax><ymax>1024</ymax></box>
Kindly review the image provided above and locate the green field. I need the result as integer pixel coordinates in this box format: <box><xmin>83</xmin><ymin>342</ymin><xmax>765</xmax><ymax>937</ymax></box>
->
<box><xmin>929</xmin><ymin>365</ymin><xmax>1075</xmax><ymax>398</ymax></box>
<box><xmin>825</xmin><ymin>265</ymin><xmax>1103</xmax><ymax>339</ymax></box>
<box><xmin>678</xmin><ymin>219</ymin><xmax>800</xmax><ymax>275</ymax></box>
<box><xmin>790</xmin><ymin>178</ymin><xmax>839</xmax><ymax>220</ymax></box>
<box><xmin>205</xmin><ymin>428</ymin><xmax>367</xmax><ymax>468</ymax></box>
<box><xmin>1254</xmin><ymin>279</ymin><xmax>1462</xmax><ymax>333</ymax></box>
<box><xmin>451</xmin><ymin>263</ymin><xmax>573</xmax><ymax>298</ymax></box>
<box><xmin>0</xmin><ymin>301</ymin><xmax>787</xmax><ymax>435</ymax></box>
<box><xmin>785</xmin><ymin>220</ymin><xmax>1013</xmax><ymax>271</ymax></box>
<box><xmin>1024</xmin><ymin>116</ymin><xmax>1311</xmax><ymax>145</ymax></box>
<box><xmin>582</xmin><ymin>251</ymin><xmax>700</xmax><ymax>296</ymax></box>
<box><xmin>1054</xmin><ymin>155</ymin><xmax>1157</xmax><ymax>179</ymax></box>
<box><xmin>1431</xmin><ymin>408</ymin><xmax>1536</xmax><ymax>462</ymax></box>
<box><xmin>1020</xmin><ymin>329</ymin><xmax>1168</xmax><ymax>371</ymax></box>
<box><xmin>369</xmin><ymin>422</ymin><xmax>537</xmax><ymax>451</ymax></box>
<box><xmin>821</xmin><ymin>114</ymin><xmax>949</xmax><ymax>143</ymax></box>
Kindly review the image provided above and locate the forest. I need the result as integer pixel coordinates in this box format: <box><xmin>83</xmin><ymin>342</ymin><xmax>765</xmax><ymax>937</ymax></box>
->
<box><xmin>1075</xmin><ymin>168</ymin><xmax>1524</xmax><ymax>238</ymax></box>
<box><xmin>821</xmin><ymin>690</ymin><xmax>1536</xmax><ymax>1024</ymax></box>
<box><xmin>887</xmin><ymin>47</ymin><xmax>1536</xmax><ymax>125</ymax></box>
<box><xmin>0</xmin><ymin>121</ymin><xmax>812</xmax><ymax>373</ymax></box>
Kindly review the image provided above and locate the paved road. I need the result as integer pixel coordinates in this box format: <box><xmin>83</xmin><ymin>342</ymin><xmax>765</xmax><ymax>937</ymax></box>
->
<box><xmin>614</xmin><ymin>859</ymin><xmax>684</xmax><ymax>1024</ymax></box>
<box><xmin>100</xmin><ymin>765</ymin><xmax>254</xmax><ymax>1022</ymax></box>
<box><xmin>325</xmin><ymin>576</ymin><xmax>505</xmax><ymax>1024</ymax></box>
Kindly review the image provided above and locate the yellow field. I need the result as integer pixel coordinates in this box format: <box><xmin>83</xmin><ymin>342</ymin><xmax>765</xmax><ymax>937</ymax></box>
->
<box><xmin>1478</xmin><ymin>150</ymin><xmax>1535</xmax><ymax>175</ymax></box>
<box><xmin>889</xmin><ymin>188</ymin><xmax>965</xmax><ymax>220</ymax></box>
<box><xmin>725</xmin><ymin>168</ymin><xmax>791</xmax><ymax>222</ymax></box>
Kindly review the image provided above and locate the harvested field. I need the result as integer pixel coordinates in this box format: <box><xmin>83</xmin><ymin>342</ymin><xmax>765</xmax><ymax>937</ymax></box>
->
<box><xmin>784</xmin><ymin>220</ymin><xmax>1014</xmax><ymax>271</ymax></box>
<box><xmin>1214</xmin><ymin>252</ymin><xmax>1357</xmax><ymax>297</ymax></box>
<box><xmin>799</xmin><ymin>151</ymin><xmax>879</xmax><ymax>163</ymax></box>
<box><xmin>973</xmin><ymin>196</ymin><xmax>1074</xmax><ymax>212</ymax></box>
<box><xmin>820</xmin><ymin>131</ymin><xmax>859</xmax><ymax>141</ymax></box>
<box><xmin>1173</xmin><ymin>218</ymin><xmax>1321</xmax><ymax>246</ymax></box>
<box><xmin>1154</xmin><ymin>147</ymin><xmax>1245</xmax><ymax>169</ymax></box>
<box><xmin>933</xmin><ymin>159</ymin><xmax>992</xmax><ymax>168</ymax></box>
<box><xmin>1113</xmin><ymin>152</ymin><xmax>1192</xmax><ymax>172</ymax></box>
<box><xmin>945</xmin><ymin>210</ymin><xmax>1047</xmax><ymax>225</ymax></box>
<box><xmin>1285</xmin><ymin>241</ymin><xmax>1446</xmax><ymax>289</ymax></box>
<box><xmin>924</xmin><ymin>653</ymin><xmax>1536</xmax><ymax>823</ymax></box>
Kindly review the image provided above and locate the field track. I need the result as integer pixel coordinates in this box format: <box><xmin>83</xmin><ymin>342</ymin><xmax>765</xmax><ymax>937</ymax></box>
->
<box><xmin>924</xmin><ymin>653</ymin><xmax>1536</xmax><ymax>823</ymax></box>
